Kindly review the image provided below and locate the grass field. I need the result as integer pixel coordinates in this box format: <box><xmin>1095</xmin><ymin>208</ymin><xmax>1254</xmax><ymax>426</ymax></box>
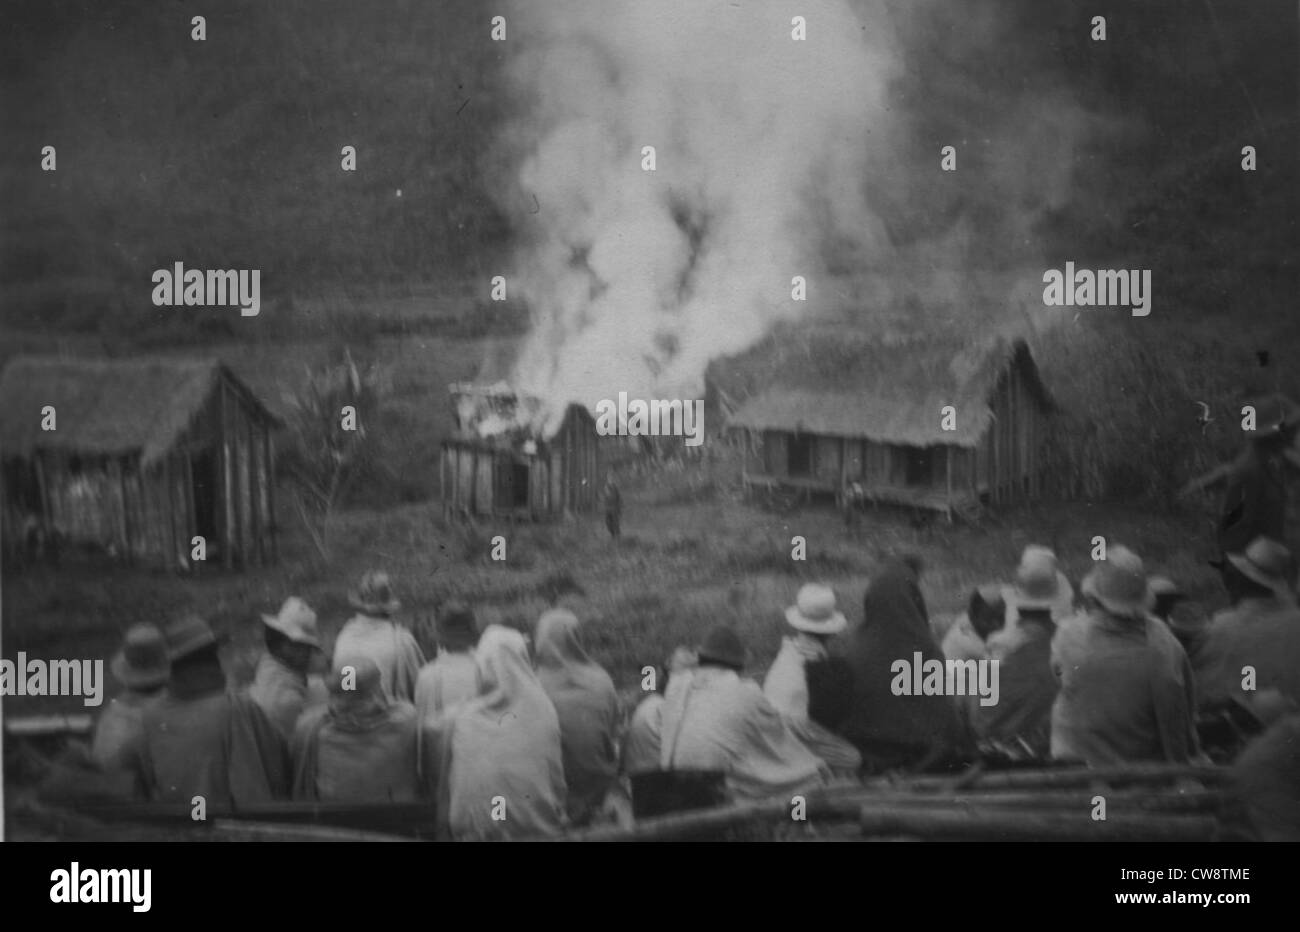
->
<box><xmin>1</xmin><ymin>435</ymin><xmax>1229</xmax><ymax>721</ymax></box>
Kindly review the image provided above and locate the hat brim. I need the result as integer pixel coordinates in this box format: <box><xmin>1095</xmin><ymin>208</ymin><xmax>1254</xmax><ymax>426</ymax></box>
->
<box><xmin>1081</xmin><ymin>573</ymin><xmax>1155</xmax><ymax>619</ymax></box>
<box><xmin>784</xmin><ymin>605</ymin><xmax>847</xmax><ymax>635</ymax></box>
<box><xmin>261</xmin><ymin>615</ymin><xmax>322</xmax><ymax>648</ymax></box>
<box><xmin>1008</xmin><ymin>571</ymin><xmax>1072</xmax><ymax>612</ymax></box>
<box><xmin>1225</xmin><ymin>552</ymin><xmax>1292</xmax><ymax>598</ymax></box>
<box><xmin>348</xmin><ymin>594</ymin><xmax>401</xmax><ymax>615</ymax></box>
<box><xmin>110</xmin><ymin>652</ymin><xmax>169</xmax><ymax>690</ymax></box>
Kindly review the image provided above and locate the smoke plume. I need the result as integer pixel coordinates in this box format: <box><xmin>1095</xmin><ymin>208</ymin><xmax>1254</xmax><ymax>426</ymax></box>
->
<box><xmin>497</xmin><ymin>0</ymin><xmax>897</xmax><ymax>431</ymax></box>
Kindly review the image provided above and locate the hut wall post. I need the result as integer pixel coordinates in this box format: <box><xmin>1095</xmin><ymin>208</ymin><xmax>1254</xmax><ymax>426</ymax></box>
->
<box><xmin>220</xmin><ymin>378</ymin><xmax>234</xmax><ymax>569</ymax></box>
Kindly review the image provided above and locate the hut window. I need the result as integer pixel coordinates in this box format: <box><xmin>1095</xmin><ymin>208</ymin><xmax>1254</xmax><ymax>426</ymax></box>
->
<box><xmin>787</xmin><ymin>433</ymin><xmax>813</xmax><ymax>477</ymax></box>
<box><xmin>904</xmin><ymin>447</ymin><xmax>934</xmax><ymax>487</ymax></box>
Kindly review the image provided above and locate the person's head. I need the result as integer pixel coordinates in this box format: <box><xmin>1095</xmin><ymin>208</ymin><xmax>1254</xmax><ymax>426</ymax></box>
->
<box><xmin>163</xmin><ymin>614</ymin><xmax>226</xmax><ymax>686</ymax></box>
<box><xmin>1147</xmin><ymin>576</ymin><xmax>1187</xmax><ymax>623</ymax></box>
<box><xmin>785</xmin><ymin>583</ymin><xmax>847</xmax><ymax>640</ymax></box>
<box><xmin>696</xmin><ymin>626</ymin><xmax>745</xmax><ymax>673</ymax></box>
<box><xmin>967</xmin><ymin>584</ymin><xmax>1007</xmax><ymax>640</ymax></box>
<box><xmin>1223</xmin><ymin>537</ymin><xmax>1297</xmax><ymax>605</ymax></box>
<box><xmin>1009</xmin><ymin>545</ymin><xmax>1072</xmax><ymax>618</ymax></box>
<box><xmin>261</xmin><ymin>596</ymin><xmax>322</xmax><ymax>672</ymax></box>
<box><xmin>348</xmin><ymin>570</ymin><xmax>401</xmax><ymax>618</ymax></box>
<box><xmin>534</xmin><ymin>608</ymin><xmax>589</xmax><ymax>669</ymax></box>
<box><xmin>328</xmin><ymin>654</ymin><xmax>386</xmax><ymax>717</ymax></box>
<box><xmin>110</xmin><ymin>624</ymin><xmax>171</xmax><ymax>695</ymax></box>
<box><xmin>436</xmin><ymin>601</ymin><xmax>479</xmax><ymax>653</ymax></box>
<box><xmin>660</xmin><ymin>646</ymin><xmax>698</xmax><ymax>693</ymax></box>
<box><xmin>1080</xmin><ymin>545</ymin><xmax>1154</xmax><ymax>622</ymax></box>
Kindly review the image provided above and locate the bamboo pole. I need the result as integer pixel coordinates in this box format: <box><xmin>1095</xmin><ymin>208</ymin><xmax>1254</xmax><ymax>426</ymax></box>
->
<box><xmin>856</xmin><ymin>805</ymin><xmax>1219</xmax><ymax>842</ymax></box>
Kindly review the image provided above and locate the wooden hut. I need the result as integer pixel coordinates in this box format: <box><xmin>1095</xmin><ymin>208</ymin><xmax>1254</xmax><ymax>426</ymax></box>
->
<box><xmin>440</xmin><ymin>384</ymin><xmax>601</xmax><ymax>519</ymax></box>
<box><xmin>709</xmin><ymin>326</ymin><xmax>1055</xmax><ymax>519</ymax></box>
<box><xmin>0</xmin><ymin>356</ymin><xmax>279</xmax><ymax>570</ymax></box>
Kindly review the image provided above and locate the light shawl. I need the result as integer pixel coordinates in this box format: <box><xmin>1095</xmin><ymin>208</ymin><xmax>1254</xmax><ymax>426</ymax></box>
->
<box><xmin>534</xmin><ymin>609</ymin><xmax>620</xmax><ymax>823</ymax></box>
<box><xmin>832</xmin><ymin>561</ymin><xmax>974</xmax><ymax>772</ymax></box>
<box><xmin>248</xmin><ymin>651</ymin><xmax>319</xmax><ymax>739</ymax></box>
<box><xmin>763</xmin><ymin>634</ymin><xmax>862</xmax><ymax>775</ymax></box>
<box><xmin>442</xmin><ymin>625</ymin><xmax>566</xmax><ymax>840</ymax></box>
<box><xmin>659</xmin><ymin>666</ymin><xmax>828</xmax><ymax>803</ymax></box>
<box><xmin>332</xmin><ymin>614</ymin><xmax>425</xmax><ymax>703</ymax></box>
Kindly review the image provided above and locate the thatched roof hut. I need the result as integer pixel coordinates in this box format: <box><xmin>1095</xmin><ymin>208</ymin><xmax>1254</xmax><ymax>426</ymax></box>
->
<box><xmin>0</xmin><ymin>356</ymin><xmax>280</xmax><ymax>570</ymax></box>
<box><xmin>708</xmin><ymin>325</ymin><xmax>1055</xmax><ymax>516</ymax></box>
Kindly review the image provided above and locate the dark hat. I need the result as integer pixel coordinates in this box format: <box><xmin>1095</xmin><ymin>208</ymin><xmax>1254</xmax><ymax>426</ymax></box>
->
<box><xmin>697</xmin><ymin>625</ymin><xmax>746</xmax><ymax>671</ymax></box>
<box><xmin>348</xmin><ymin>570</ymin><xmax>401</xmax><ymax>616</ymax></box>
<box><xmin>110</xmin><ymin>624</ymin><xmax>171</xmax><ymax>690</ymax></box>
<box><xmin>436</xmin><ymin>601</ymin><xmax>479</xmax><ymax>651</ymax></box>
<box><xmin>1227</xmin><ymin>537</ymin><xmax>1297</xmax><ymax>600</ymax></box>
<box><xmin>162</xmin><ymin>614</ymin><xmax>219</xmax><ymax>662</ymax></box>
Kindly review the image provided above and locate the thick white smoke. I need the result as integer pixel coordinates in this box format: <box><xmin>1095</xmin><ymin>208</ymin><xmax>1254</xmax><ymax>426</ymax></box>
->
<box><xmin>499</xmin><ymin>1</ymin><xmax>897</xmax><ymax>433</ymax></box>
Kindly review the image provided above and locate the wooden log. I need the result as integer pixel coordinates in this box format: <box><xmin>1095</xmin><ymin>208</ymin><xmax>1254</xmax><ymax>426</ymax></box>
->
<box><xmin>856</xmin><ymin>804</ymin><xmax>1219</xmax><ymax>842</ymax></box>
<box><xmin>209</xmin><ymin>820</ymin><xmax>414</xmax><ymax>843</ymax></box>
<box><xmin>4</xmin><ymin>714</ymin><xmax>95</xmax><ymax>737</ymax></box>
<box><xmin>861</xmin><ymin>763</ymin><xmax>1228</xmax><ymax>792</ymax></box>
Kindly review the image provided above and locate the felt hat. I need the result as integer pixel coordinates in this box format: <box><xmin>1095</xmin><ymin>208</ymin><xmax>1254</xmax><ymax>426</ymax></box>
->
<box><xmin>1226</xmin><ymin>537</ymin><xmax>1297</xmax><ymax>600</ymax></box>
<box><xmin>436</xmin><ymin>601</ymin><xmax>479</xmax><ymax>651</ymax></box>
<box><xmin>110</xmin><ymin>624</ymin><xmax>171</xmax><ymax>690</ymax></box>
<box><xmin>162</xmin><ymin>614</ymin><xmax>219</xmax><ymax>662</ymax></box>
<box><xmin>697</xmin><ymin>625</ymin><xmax>746</xmax><ymax>671</ymax></box>
<box><xmin>261</xmin><ymin>596</ymin><xmax>322</xmax><ymax>648</ymax></box>
<box><xmin>1081</xmin><ymin>546</ymin><xmax>1155</xmax><ymax>619</ymax></box>
<box><xmin>784</xmin><ymin>583</ymin><xmax>848</xmax><ymax>635</ymax></box>
<box><xmin>348</xmin><ymin>570</ymin><xmax>401</xmax><ymax>616</ymax></box>
<box><xmin>1009</xmin><ymin>545</ymin><xmax>1071</xmax><ymax>612</ymax></box>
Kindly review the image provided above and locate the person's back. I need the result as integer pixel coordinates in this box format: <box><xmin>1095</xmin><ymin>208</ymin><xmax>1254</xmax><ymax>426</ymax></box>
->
<box><xmin>91</xmin><ymin>690</ymin><xmax>162</xmax><ymax>772</ymax></box>
<box><xmin>976</xmin><ymin>610</ymin><xmax>1056</xmax><ymax>755</ymax></box>
<box><xmin>249</xmin><ymin>597</ymin><xmax>325</xmax><ymax>739</ymax></box>
<box><xmin>1051</xmin><ymin>611</ymin><xmax>1197</xmax><ymax>765</ymax></box>
<box><xmin>414</xmin><ymin>650</ymin><xmax>479</xmax><ymax>723</ymax></box>
<box><xmin>622</xmin><ymin>692</ymin><xmax>665</xmax><ymax>776</ymax></box>
<box><xmin>293</xmin><ymin>658</ymin><xmax>422</xmax><ymax>802</ymax></box>
<box><xmin>534</xmin><ymin>609</ymin><xmax>620</xmax><ymax>824</ymax></box>
<box><xmin>337</xmin><ymin>571</ymin><xmax>424</xmax><ymax>702</ymax></box>
<box><xmin>1196</xmin><ymin>598</ymin><xmax>1300</xmax><ymax>709</ymax></box>
<box><xmin>134</xmin><ymin>616</ymin><xmax>289</xmax><ymax>806</ymax></box>
<box><xmin>443</xmin><ymin>625</ymin><xmax>566</xmax><ymax>840</ymax></box>
<box><xmin>662</xmin><ymin>653</ymin><xmax>826</xmax><ymax>804</ymax></box>
<box><xmin>1231</xmin><ymin>711</ymin><xmax>1300</xmax><ymax>841</ymax></box>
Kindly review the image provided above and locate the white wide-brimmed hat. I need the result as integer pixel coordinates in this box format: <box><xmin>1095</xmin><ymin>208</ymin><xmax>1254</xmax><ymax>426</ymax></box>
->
<box><xmin>1008</xmin><ymin>545</ymin><xmax>1072</xmax><ymax>613</ymax></box>
<box><xmin>784</xmin><ymin>583</ymin><xmax>847</xmax><ymax>635</ymax></box>
<box><xmin>261</xmin><ymin>596</ymin><xmax>322</xmax><ymax>648</ymax></box>
<box><xmin>1227</xmin><ymin>537</ymin><xmax>1297</xmax><ymax>601</ymax></box>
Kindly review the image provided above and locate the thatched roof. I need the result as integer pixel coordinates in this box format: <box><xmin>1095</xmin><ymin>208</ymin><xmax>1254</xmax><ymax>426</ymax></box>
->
<box><xmin>0</xmin><ymin>356</ymin><xmax>276</xmax><ymax>466</ymax></box>
<box><xmin>708</xmin><ymin>325</ymin><xmax>1053</xmax><ymax>448</ymax></box>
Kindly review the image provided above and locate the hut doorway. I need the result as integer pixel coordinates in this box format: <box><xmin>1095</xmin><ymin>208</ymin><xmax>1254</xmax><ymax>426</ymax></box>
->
<box><xmin>495</xmin><ymin>458</ymin><xmax>531</xmax><ymax>510</ymax></box>
<box><xmin>787</xmin><ymin>434</ymin><xmax>813</xmax><ymax>478</ymax></box>
<box><xmin>905</xmin><ymin>447</ymin><xmax>934</xmax><ymax>487</ymax></box>
<box><xmin>190</xmin><ymin>449</ymin><xmax>219</xmax><ymax>543</ymax></box>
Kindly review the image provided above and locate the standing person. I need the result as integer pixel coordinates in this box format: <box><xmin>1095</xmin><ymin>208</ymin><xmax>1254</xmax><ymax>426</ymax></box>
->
<box><xmin>132</xmin><ymin>615</ymin><xmax>289</xmax><ymax>805</ymax></box>
<box><xmin>291</xmin><ymin>655</ymin><xmax>423</xmax><ymax>802</ymax></box>
<box><xmin>1050</xmin><ymin>546</ymin><xmax>1201</xmax><ymax>766</ymax></box>
<box><xmin>533</xmin><ymin>608</ymin><xmax>621</xmax><ymax>825</ymax></box>
<box><xmin>437</xmin><ymin>625</ymin><xmax>567</xmax><ymax>840</ymax></box>
<box><xmin>1180</xmin><ymin>392</ymin><xmax>1300</xmax><ymax>557</ymax></box>
<box><xmin>413</xmin><ymin>601</ymin><xmax>481</xmax><ymax>726</ymax></box>
<box><xmin>248</xmin><ymin>597</ymin><xmax>325</xmax><ymax>739</ymax></box>
<box><xmin>763</xmin><ymin>583</ymin><xmax>861</xmax><ymax>775</ymax></box>
<box><xmin>660</xmin><ymin>625</ymin><xmax>828</xmax><ymax>803</ymax></box>
<box><xmin>602</xmin><ymin>472</ymin><xmax>622</xmax><ymax>540</ymax></box>
<box><xmin>1193</xmin><ymin>537</ymin><xmax>1300</xmax><ymax>709</ymax></box>
<box><xmin>334</xmin><ymin>570</ymin><xmax>424</xmax><ymax>703</ymax></box>
<box><xmin>831</xmin><ymin>561</ymin><xmax>975</xmax><ymax>773</ymax></box>
<box><xmin>90</xmin><ymin>624</ymin><xmax>170</xmax><ymax>772</ymax></box>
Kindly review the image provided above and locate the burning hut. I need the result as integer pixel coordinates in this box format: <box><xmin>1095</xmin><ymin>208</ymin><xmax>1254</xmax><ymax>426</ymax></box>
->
<box><xmin>0</xmin><ymin>355</ymin><xmax>280</xmax><ymax>570</ymax></box>
<box><xmin>439</xmin><ymin>382</ymin><xmax>601</xmax><ymax>519</ymax></box>
<box><xmin>709</xmin><ymin>325</ymin><xmax>1055</xmax><ymax>519</ymax></box>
